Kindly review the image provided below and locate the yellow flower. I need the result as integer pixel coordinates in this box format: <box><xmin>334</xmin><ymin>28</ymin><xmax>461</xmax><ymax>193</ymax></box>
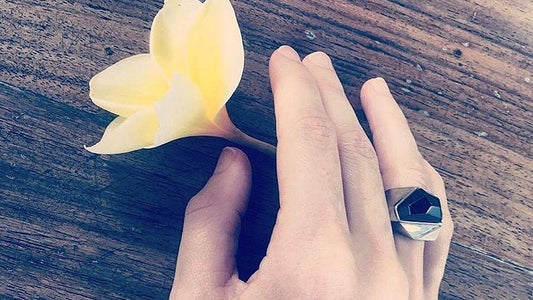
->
<box><xmin>86</xmin><ymin>0</ymin><xmax>274</xmax><ymax>155</ymax></box>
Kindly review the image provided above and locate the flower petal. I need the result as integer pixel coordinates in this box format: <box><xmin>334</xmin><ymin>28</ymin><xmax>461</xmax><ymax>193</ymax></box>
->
<box><xmin>150</xmin><ymin>0</ymin><xmax>203</xmax><ymax>79</ymax></box>
<box><xmin>153</xmin><ymin>73</ymin><xmax>224</xmax><ymax>146</ymax></box>
<box><xmin>85</xmin><ymin>108</ymin><xmax>159</xmax><ymax>154</ymax></box>
<box><xmin>187</xmin><ymin>0</ymin><xmax>245</xmax><ymax>118</ymax></box>
<box><xmin>151</xmin><ymin>0</ymin><xmax>245</xmax><ymax>119</ymax></box>
<box><xmin>89</xmin><ymin>54</ymin><xmax>168</xmax><ymax>117</ymax></box>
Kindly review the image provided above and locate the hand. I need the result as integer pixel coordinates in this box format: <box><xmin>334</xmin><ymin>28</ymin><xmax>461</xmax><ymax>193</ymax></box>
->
<box><xmin>169</xmin><ymin>45</ymin><xmax>453</xmax><ymax>299</ymax></box>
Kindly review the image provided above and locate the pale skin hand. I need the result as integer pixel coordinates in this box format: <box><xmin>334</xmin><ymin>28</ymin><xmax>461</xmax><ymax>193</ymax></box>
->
<box><xmin>170</xmin><ymin>46</ymin><xmax>454</xmax><ymax>299</ymax></box>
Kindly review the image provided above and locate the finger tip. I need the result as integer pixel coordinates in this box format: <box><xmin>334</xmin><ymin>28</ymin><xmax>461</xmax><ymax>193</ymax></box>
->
<box><xmin>371</xmin><ymin>77</ymin><xmax>389</xmax><ymax>90</ymax></box>
<box><xmin>361</xmin><ymin>76</ymin><xmax>385</xmax><ymax>89</ymax></box>
<box><xmin>273</xmin><ymin>45</ymin><xmax>300</xmax><ymax>61</ymax></box>
<box><xmin>374</xmin><ymin>76</ymin><xmax>386</xmax><ymax>83</ymax></box>
<box><xmin>223</xmin><ymin>146</ymin><xmax>251</xmax><ymax>173</ymax></box>
<box><xmin>360</xmin><ymin>77</ymin><xmax>391</xmax><ymax>103</ymax></box>
<box><xmin>236</xmin><ymin>148</ymin><xmax>252</xmax><ymax>173</ymax></box>
<box><xmin>269</xmin><ymin>45</ymin><xmax>304</xmax><ymax>88</ymax></box>
<box><xmin>359</xmin><ymin>78</ymin><xmax>374</xmax><ymax>103</ymax></box>
<box><xmin>208</xmin><ymin>147</ymin><xmax>252</xmax><ymax>201</ymax></box>
<box><xmin>220</xmin><ymin>147</ymin><xmax>253</xmax><ymax>198</ymax></box>
<box><xmin>302</xmin><ymin>51</ymin><xmax>333</xmax><ymax>70</ymax></box>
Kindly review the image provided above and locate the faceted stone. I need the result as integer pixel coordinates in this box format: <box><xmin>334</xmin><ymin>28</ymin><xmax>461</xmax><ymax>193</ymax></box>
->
<box><xmin>396</xmin><ymin>188</ymin><xmax>442</xmax><ymax>223</ymax></box>
<box><xmin>409</xmin><ymin>196</ymin><xmax>432</xmax><ymax>215</ymax></box>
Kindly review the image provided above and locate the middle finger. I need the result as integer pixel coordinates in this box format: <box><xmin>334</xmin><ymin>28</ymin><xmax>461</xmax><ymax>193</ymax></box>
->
<box><xmin>269</xmin><ymin>46</ymin><xmax>348</xmax><ymax>233</ymax></box>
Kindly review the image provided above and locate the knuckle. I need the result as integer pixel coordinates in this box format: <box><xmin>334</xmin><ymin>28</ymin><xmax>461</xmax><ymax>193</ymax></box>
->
<box><xmin>364</xmin><ymin>261</ymin><xmax>409</xmax><ymax>299</ymax></box>
<box><xmin>288</xmin><ymin>247</ymin><xmax>359</xmax><ymax>297</ymax></box>
<box><xmin>281</xmin><ymin>211</ymin><xmax>349</xmax><ymax>245</ymax></box>
<box><xmin>381</xmin><ymin>156</ymin><xmax>427</xmax><ymax>185</ymax></box>
<box><xmin>432</xmin><ymin>172</ymin><xmax>445</xmax><ymax>190</ymax></box>
<box><xmin>422</xmin><ymin>159</ymin><xmax>446</xmax><ymax>188</ymax></box>
<box><xmin>184</xmin><ymin>193</ymin><xmax>217</xmax><ymax>224</ymax></box>
<box><xmin>381</xmin><ymin>156</ymin><xmax>448</xmax><ymax>197</ymax></box>
<box><xmin>337</xmin><ymin>124</ymin><xmax>377</xmax><ymax>161</ymax></box>
<box><xmin>363</xmin><ymin>245</ymin><xmax>398</xmax><ymax>269</ymax></box>
<box><xmin>319</xmin><ymin>83</ymin><xmax>346</xmax><ymax>99</ymax></box>
<box><xmin>294</xmin><ymin>114</ymin><xmax>337</xmax><ymax>144</ymax></box>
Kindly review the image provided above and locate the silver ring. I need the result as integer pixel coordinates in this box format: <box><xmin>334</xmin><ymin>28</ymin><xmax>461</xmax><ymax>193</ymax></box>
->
<box><xmin>385</xmin><ymin>187</ymin><xmax>442</xmax><ymax>241</ymax></box>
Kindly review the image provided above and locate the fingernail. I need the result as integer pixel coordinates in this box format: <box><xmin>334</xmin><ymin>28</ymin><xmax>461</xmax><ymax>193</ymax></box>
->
<box><xmin>305</xmin><ymin>51</ymin><xmax>333</xmax><ymax>69</ymax></box>
<box><xmin>277</xmin><ymin>45</ymin><xmax>300</xmax><ymax>61</ymax></box>
<box><xmin>214</xmin><ymin>147</ymin><xmax>237</xmax><ymax>174</ymax></box>
<box><xmin>370</xmin><ymin>77</ymin><xmax>391</xmax><ymax>95</ymax></box>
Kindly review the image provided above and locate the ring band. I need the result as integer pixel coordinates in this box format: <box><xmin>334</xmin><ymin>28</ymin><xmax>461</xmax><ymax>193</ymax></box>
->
<box><xmin>385</xmin><ymin>187</ymin><xmax>442</xmax><ymax>241</ymax></box>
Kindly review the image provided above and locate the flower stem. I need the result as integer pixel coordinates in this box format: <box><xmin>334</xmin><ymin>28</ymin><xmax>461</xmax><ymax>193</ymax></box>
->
<box><xmin>228</xmin><ymin>128</ymin><xmax>276</xmax><ymax>157</ymax></box>
<box><xmin>214</xmin><ymin>106</ymin><xmax>276</xmax><ymax>157</ymax></box>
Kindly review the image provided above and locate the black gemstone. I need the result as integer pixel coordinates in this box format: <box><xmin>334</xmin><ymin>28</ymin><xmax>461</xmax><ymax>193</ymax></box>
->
<box><xmin>409</xmin><ymin>196</ymin><xmax>432</xmax><ymax>215</ymax></box>
<box><xmin>396</xmin><ymin>188</ymin><xmax>442</xmax><ymax>223</ymax></box>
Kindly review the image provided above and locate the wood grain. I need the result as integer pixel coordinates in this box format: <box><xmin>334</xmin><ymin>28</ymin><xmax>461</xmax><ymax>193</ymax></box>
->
<box><xmin>1</xmin><ymin>0</ymin><xmax>531</xmax><ymax>298</ymax></box>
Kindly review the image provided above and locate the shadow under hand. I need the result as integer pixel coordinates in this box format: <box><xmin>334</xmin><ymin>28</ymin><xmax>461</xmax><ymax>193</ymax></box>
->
<box><xmin>235</xmin><ymin>145</ymin><xmax>279</xmax><ymax>281</ymax></box>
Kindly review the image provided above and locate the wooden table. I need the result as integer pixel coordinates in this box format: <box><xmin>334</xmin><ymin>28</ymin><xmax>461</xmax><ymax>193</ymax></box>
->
<box><xmin>1</xmin><ymin>0</ymin><xmax>531</xmax><ymax>298</ymax></box>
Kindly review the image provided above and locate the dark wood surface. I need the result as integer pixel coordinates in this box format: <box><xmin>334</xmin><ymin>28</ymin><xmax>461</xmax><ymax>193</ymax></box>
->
<box><xmin>0</xmin><ymin>0</ymin><xmax>531</xmax><ymax>299</ymax></box>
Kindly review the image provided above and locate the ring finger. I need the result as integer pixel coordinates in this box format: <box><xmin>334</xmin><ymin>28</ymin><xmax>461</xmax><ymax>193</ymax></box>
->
<box><xmin>360</xmin><ymin>77</ymin><xmax>451</xmax><ymax>299</ymax></box>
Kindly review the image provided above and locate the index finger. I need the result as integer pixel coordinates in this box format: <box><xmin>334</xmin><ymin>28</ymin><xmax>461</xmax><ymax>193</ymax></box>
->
<box><xmin>269</xmin><ymin>46</ymin><xmax>347</xmax><ymax>231</ymax></box>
